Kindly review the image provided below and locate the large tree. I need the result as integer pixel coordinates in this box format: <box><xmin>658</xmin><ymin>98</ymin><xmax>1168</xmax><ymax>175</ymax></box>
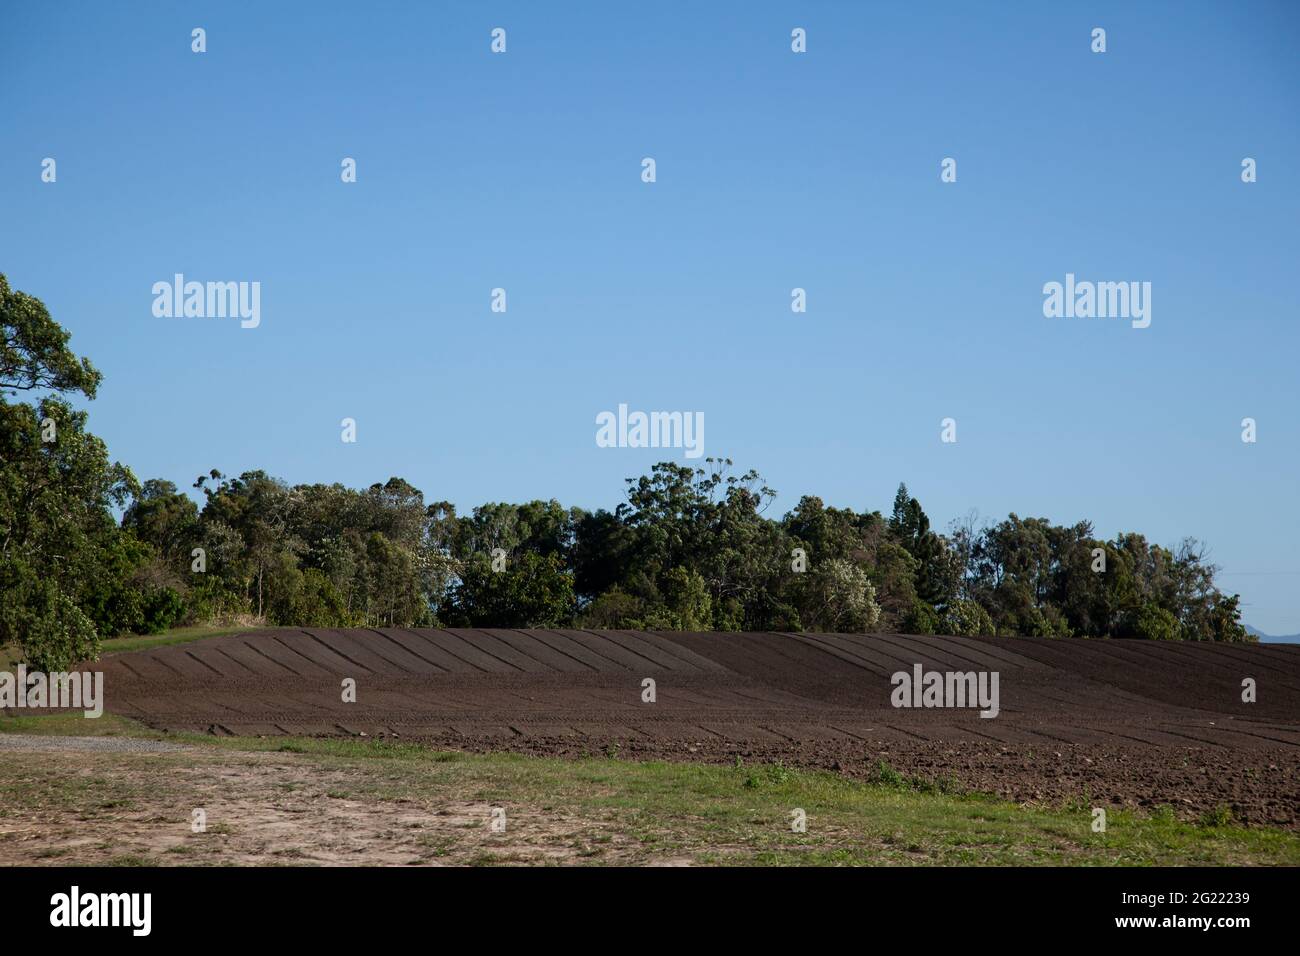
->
<box><xmin>1</xmin><ymin>274</ymin><xmax>101</xmax><ymax>400</ymax></box>
<box><xmin>1</xmin><ymin>275</ymin><xmax>136</xmax><ymax>668</ymax></box>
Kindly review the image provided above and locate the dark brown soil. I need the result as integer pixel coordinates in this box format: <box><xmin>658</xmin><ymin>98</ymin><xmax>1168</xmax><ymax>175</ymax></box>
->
<box><xmin>91</xmin><ymin>628</ymin><xmax>1300</xmax><ymax>827</ymax></box>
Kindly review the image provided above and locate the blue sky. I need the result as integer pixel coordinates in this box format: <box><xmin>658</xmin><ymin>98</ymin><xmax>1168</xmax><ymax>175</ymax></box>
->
<box><xmin>2</xmin><ymin>2</ymin><xmax>1297</xmax><ymax>632</ymax></box>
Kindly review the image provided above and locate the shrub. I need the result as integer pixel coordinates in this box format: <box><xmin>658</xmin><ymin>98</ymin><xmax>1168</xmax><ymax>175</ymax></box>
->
<box><xmin>139</xmin><ymin>585</ymin><xmax>185</xmax><ymax>634</ymax></box>
<box><xmin>904</xmin><ymin>599</ymin><xmax>940</xmax><ymax>636</ymax></box>
<box><xmin>940</xmin><ymin>599</ymin><xmax>996</xmax><ymax>636</ymax></box>
<box><xmin>1132</xmin><ymin>603</ymin><xmax>1179</xmax><ymax>641</ymax></box>
<box><xmin>0</xmin><ymin>569</ymin><xmax>100</xmax><ymax>669</ymax></box>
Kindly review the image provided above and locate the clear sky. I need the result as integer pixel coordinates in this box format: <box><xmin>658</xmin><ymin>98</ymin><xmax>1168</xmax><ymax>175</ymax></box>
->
<box><xmin>2</xmin><ymin>2</ymin><xmax>1297</xmax><ymax>633</ymax></box>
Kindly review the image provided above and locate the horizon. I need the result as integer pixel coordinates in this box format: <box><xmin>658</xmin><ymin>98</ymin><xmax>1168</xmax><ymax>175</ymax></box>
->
<box><xmin>2</xmin><ymin>1</ymin><xmax>1297</xmax><ymax>633</ymax></box>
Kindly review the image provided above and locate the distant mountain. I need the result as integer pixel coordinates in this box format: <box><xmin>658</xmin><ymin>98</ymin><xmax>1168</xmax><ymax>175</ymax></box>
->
<box><xmin>1245</xmin><ymin>624</ymin><xmax>1300</xmax><ymax>644</ymax></box>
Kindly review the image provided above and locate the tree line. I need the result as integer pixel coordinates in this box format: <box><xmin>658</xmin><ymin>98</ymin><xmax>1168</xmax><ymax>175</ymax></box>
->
<box><xmin>1</xmin><ymin>273</ymin><xmax>1250</xmax><ymax>669</ymax></box>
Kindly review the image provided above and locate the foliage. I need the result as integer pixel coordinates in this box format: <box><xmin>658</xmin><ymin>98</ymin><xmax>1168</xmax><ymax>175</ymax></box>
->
<box><xmin>941</xmin><ymin>599</ymin><xmax>996</xmax><ymax>637</ymax></box>
<box><xmin>0</xmin><ymin>316</ymin><xmax>135</xmax><ymax>666</ymax></box>
<box><xmin>0</xmin><ymin>274</ymin><xmax>1257</xmax><ymax>649</ymax></box>
<box><xmin>1132</xmin><ymin>602</ymin><xmax>1180</xmax><ymax>642</ymax></box>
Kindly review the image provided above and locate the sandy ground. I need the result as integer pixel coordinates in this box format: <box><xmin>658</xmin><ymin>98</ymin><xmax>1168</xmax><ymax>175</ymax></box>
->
<box><xmin>0</xmin><ymin>738</ymin><xmax>636</xmax><ymax>866</ymax></box>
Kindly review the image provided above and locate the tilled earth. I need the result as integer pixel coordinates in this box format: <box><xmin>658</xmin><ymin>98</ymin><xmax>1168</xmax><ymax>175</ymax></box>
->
<box><xmin>90</xmin><ymin>628</ymin><xmax>1300</xmax><ymax>826</ymax></box>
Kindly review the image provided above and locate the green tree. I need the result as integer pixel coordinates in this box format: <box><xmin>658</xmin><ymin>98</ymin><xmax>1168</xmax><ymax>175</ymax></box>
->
<box><xmin>792</xmin><ymin>558</ymin><xmax>881</xmax><ymax>633</ymax></box>
<box><xmin>1</xmin><ymin>275</ymin><xmax>135</xmax><ymax>668</ymax></box>
<box><xmin>443</xmin><ymin>551</ymin><xmax>576</xmax><ymax>628</ymax></box>
<box><xmin>641</xmin><ymin>566</ymin><xmax>714</xmax><ymax>631</ymax></box>
<box><xmin>1</xmin><ymin>274</ymin><xmax>101</xmax><ymax>400</ymax></box>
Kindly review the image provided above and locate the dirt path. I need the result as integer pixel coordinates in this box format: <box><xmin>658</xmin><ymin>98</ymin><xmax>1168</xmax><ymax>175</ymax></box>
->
<box><xmin>0</xmin><ymin>742</ymin><xmax>616</xmax><ymax>866</ymax></box>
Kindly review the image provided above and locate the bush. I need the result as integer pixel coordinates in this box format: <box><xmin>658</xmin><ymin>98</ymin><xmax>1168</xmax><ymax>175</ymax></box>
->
<box><xmin>904</xmin><ymin>599</ymin><xmax>940</xmax><ymax>635</ymax></box>
<box><xmin>1022</xmin><ymin>605</ymin><xmax>1073</xmax><ymax>638</ymax></box>
<box><xmin>444</xmin><ymin>551</ymin><xmax>576</xmax><ymax>628</ymax></box>
<box><xmin>642</xmin><ymin>567</ymin><xmax>713</xmax><ymax>631</ymax></box>
<box><xmin>0</xmin><ymin>568</ymin><xmax>100</xmax><ymax>669</ymax></box>
<box><xmin>578</xmin><ymin>587</ymin><xmax>644</xmax><ymax>629</ymax></box>
<box><xmin>183</xmin><ymin>576</ymin><xmax>251</xmax><ymax>626</ymax></box>
<box><xmin>139</xmin><ymin>585</ymin><xmax>185</xmax><ymax>634</ymax></box>
<box><xmin>275</xmin><ymin>568</ymin><xmax>352</xmax><ymax>627</ymax></box>
<box><xmin>1132</xmin><ymin>603</ymin><xmax>1179</xmax><ymax>641</ymax></box>
<box><xmin>939</xmin><ymin>599</ymin><xmax>996</xmax><ymax>637</ymax></box>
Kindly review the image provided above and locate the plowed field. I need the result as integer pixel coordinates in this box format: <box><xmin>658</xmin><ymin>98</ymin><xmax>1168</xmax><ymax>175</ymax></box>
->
<box><xmin>94</xmin><ymin>629</ymin><xmax>1300</xmax><ymax>826</ymax></box>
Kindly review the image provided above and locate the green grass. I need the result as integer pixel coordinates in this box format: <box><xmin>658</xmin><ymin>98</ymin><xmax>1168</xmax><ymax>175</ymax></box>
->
<box><xmin>216</xmin><ymin>741</ymin><xmax>1298</xmax><ymax>865</ymax></box>
<box><xmin>0</xmin><ymin>711</ymin><xmax>160</xmax><ymax>737</ymax></box>
<box><xmin>2</xmin><ymin>624</ymin><xmax>265</xmax><ymax>669</ymax></box>
<box><xmin>98</xmin><ymin>624</ymin><xmax>265</xmax><ymax>656</ymax></box>
<box><xmin>3</xmin><ymin>711</ymin><xmax>1297</xmax><ymax>866</ymax></box>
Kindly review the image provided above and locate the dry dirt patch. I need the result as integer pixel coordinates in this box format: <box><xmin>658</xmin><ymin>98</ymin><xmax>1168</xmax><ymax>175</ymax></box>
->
<box><xmin>0</xmin><ymin>742</ymin><xmax>635</xmax><ymax>866</ymax></box>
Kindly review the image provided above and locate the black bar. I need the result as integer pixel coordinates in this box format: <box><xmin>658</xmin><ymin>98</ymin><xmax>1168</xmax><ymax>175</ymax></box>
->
<box><xmin>0</xmin><ymin>865</ymin><xmax>1284</xmax><ymax>941</ymax></box>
